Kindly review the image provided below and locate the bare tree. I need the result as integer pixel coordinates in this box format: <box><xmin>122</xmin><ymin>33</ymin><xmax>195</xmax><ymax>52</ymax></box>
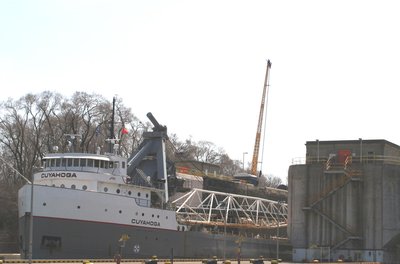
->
<box><xmin>258</xmin><ymin>174</ymin><xmax>282</xmax><ymax>188</ymax></box>
<box><xmin>219</xmin><ymin>154</ymin><xmax>242</xmax><ymax>176</ymax></box>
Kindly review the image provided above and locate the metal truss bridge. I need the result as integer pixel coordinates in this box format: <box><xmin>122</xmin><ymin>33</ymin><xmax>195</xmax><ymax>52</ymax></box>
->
<box><xmin>172</xmin><ymin>188</ymin><xmax>287</xmax><ymax>229</ymax></box>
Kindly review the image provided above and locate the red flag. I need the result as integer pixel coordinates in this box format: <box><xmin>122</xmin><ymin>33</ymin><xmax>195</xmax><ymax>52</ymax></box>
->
<box><xmin>121</xmin><ymin>127</ymin><xmax>128</xmax><ymax>135</ymax></box>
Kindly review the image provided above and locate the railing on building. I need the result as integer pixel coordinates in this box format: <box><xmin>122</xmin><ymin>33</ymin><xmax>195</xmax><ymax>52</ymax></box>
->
<box><xmin>292</xmin><ymin>155</ymin><xmax>400</xmax><ymax>166</ymax></box>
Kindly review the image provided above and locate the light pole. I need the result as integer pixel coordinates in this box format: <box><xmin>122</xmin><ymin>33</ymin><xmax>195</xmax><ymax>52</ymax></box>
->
<box><xmin>276</xmin><ymin>218</ymin><xmax>279</xmax><ymax>261</ymax></box>
<box><xmin>28</xmin><ymin>182</ymin><xmax>34</xmax><ymax>264</ymax></box>
<box><xmin>242</xmin><ymin>152</ymin><xmax>248</xmax><ymax>171</ymax></box>
<box><xmin>276</xmin><ymin>201</ymin><xmax>283</xmax><ymax>261</ymax></box>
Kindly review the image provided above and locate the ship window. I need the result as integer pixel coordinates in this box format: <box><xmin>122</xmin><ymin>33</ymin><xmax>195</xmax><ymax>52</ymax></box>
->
<box><xmin>55</xmin><ymin>159</ymin><xmax>60</xmax><ymax>167</ymax></box>
<box><xmin>157</xmin><ymin>215</ymin><xmax>159</xmax><ymax>218</ymax></box>
<box><xmin>73</xmin><ymin>159</ymin><xmax>79</xmax><ymax>167</ymax></box>
<box><xmin>182</xmin><ymin>227</ymin><xmax>185</xmax><ymax>231</ymax></box>
<box><xmin>104</xmin><ymin>187</ymin><xmax>108</xmax><ymax>192</ymax></box>
<box><xmin>71</xmin><ymin>184</ymin><xmax>76</xmax><ymax>189</ymax></box>
<box><xmin>138</xmin><ymin>192</ymin><xmax>141</xmax><ymax>197</ymax></box>
<box><xmin>146</xmin><ymin>194</ymin><xmax>149</xmax><ymax>198</ymax></box>
<box><xmin>114</xmin><ymin>161</ymin><xmax>119</xmax><ymax>168</ymax></box>
<box><xmin>82</xmin><ymin>185</ymin><xmax>87</xmax><ymax>190</ymax></box>
<box><xmin>67</xmin><ymin>159</ymin><xmax>72</xmax><ymax>167</ymax></box>
<box><xmin>87</xmin><ymin>159</ymin><xmax>93</xmax><ymax>167</ymax></box>
<box><xmin>105</xmin><ymin>161</ymin><xmax>109</xmax><ymax>168</ymax></box>
<box><xmin>100</xmin><ymin>160</ymin><xmax>105</xmax><ymax>168</ymax></box>
<box><xmin>61</xmin><ymin>158</ymin><xmax>66</xmax><ymax>167</ymax></box>
<box><xmin>94</xmin><ymin>159</ymin><xmax>99</xmax><ymax>168</ymax></box>
<box><xmin>122</xmin><ymin>161</ymin><xmax>125</xmax><ymax>169</ymax></box>
<box><xmin>60</xmin><ymin>184</ymin><xmax>65</xmax><ymax>188</ymax></box>
<box><xmin>43</xmin><ymin>202</ymin><xmax>46</xmax><ymax>206</ymax></box>
<box><xmin>41</xmin><ymin>236</ymin><xmax>62</xmax><ymax>250</ymax></box>
<box><xmin>77</xmin><ymin>205</ymin><xmax>81</xmax><ymax>209</ymax></box>
<box><xmin>152</xmin><ymin>214</ymin><xmax>154</xmax><ymax>217</ymax></box>
<box><xmin>142</xmin><ymin>213</ymin><xmax>144</xmax><ymax>216</ymax></box>
<box><xmin>128</xmin><ymin>191</ymin><xmax>132</xmax><ymax>195</ymax></box>
<box><xmin>119</xmin><ymin>210</ymin><xmax>122</xmax><ymax>214</ymax></box>
<box><xmin>166</xmin><ymin>216</ymin><xmax>168</xmax><ymax>219</ymax></box>
<box><xmin>109</xmin><ymin>162</ymin><xmax>113</xmax><ymax>168</ymax></box>
<box><xmin>116</xmin><ymin>189</ymin><xmax>120</xmax><ymax>194</ymax></box>
<box><xmin>50</xmin><ymin>159</ymin><xmax>55</xmax><ymax>167</ymax></box>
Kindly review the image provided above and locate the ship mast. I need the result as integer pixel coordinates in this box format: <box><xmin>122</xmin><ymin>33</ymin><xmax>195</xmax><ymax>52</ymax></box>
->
<box><xmin>108</xmin><ymin>97</ymin><xmax>117</xmax><ymax>153</ymax></box>
<box><xmin>250</xmin><ymin>60</ymin><xmax>271</xmax><ymax>176</ymax></box>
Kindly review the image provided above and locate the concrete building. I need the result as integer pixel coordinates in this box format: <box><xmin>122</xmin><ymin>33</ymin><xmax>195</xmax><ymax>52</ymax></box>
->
<box><xmin>288</xmin><ymin>139</ymin><xmax>400</xmax><ymax>263</ymax></box>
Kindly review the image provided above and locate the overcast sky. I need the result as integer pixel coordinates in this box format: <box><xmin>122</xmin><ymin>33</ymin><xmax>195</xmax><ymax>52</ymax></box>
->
<box><xmin>1</xmin><ymin>1</ymin><xmax>400</xmax><ymax>183</ymax></box>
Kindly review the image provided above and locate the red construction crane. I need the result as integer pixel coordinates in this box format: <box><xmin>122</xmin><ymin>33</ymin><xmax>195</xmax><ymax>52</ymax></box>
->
<box><xmin>250</xmin><ymin>60</ymin><xmax>272</xmax><ymax>176</ymax></box>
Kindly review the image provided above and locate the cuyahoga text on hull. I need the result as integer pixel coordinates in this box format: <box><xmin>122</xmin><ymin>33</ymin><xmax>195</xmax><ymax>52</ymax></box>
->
<box><xmin>41</xmin><ymin>172</ymin><xmax>78</xmax><ymax>178</ymax></box>
<box><xmin>131</xmin><ymin>218</ymin><xmax>161</xmax><ymax>227</ymax></box>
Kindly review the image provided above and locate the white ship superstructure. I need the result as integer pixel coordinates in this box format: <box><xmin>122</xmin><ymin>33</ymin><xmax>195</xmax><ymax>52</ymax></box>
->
<box><xmin>19</xmin><ymin>152</ymin><xmax>181</xmax><ymax>232</ymax></box>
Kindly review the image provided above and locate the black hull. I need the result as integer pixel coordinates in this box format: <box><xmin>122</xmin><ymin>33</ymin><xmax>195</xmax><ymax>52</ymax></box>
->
<box><xmin>19</xmin><ymin>215</ymin><xmax>291</xmax><ymax>260</ymax></box>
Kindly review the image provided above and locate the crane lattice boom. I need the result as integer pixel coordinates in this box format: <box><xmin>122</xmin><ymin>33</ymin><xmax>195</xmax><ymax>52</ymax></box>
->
<box><xmin>251</xmin><ymin>60</ymin><xmax>272</xmax><ymax>176</ymax></box>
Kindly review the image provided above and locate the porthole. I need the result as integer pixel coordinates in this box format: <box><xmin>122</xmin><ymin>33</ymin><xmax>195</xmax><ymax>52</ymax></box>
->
<box><xmin>128</xmin><ymin>191</ymin><xmax>132</xmax><ymax>195</ymax></box>
<box><xmin>77</xmin><ymin>205</ymin><xmax>81</xmax><ymax>209</ymax></box>
<box><xmin>43</xmin><ymin>202</ymin><xmax>46</xmax><ymax>206</ymax></box>
<box><xmin>157</xmin><ymin>215</ymin><xmax>159</xmax><ymax>218</ymax></box>
<box><xmin>82</xmin><ymin>185</ymin><xmax>87</xmax><ymax>190</ymax></box>
<box><xmin>166</xmin><ymin>216</ymin><xmax>168</xmax><ymax>219</ymax></box>
<box><xmin>116</xmin><ymin>189</ymin><xmax>120</xmax><ymax>194</ymax></box>
<box><xmin>138</xmin><ymin>192</ymin><xmax>141</xmax><ymax>197</ymax></box>
<box><xmin>142</xmin><ymin>213</ymin><xmax>144</xmax><ymax>216</ymax></box>
<box><xmin>152</xmin><ymin>214</ymin><xmax>154</xmax><ymax>218</ymax></box>
<box><xmin>105</xmin><ymin>209</ymin><xmax>108</xmax><ymax>212</ymax></box>
<box><xmin>71</xmin><ymin>184</ymin><xmax>76</xmax><ymax>189</ymax></box>
<box><xmin>146</xmin><ymin>193</ymin><xmax>149</xmax><ymax>198</ymax></box>
<box><xmin>119</xmin><ymin>210</ymin><xmax>122</xmax><ymax>214</ymax></box>
<box><xmin>104</xmin><ymin>187</ymin><xmax>108</xmax><ymax>192</ymax></box>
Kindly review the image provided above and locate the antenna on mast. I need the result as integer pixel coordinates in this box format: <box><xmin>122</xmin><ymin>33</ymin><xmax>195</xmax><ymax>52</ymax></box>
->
<box><xmin>108</xmin><ymin>96</ymin><xmax>117</xmax><ymax>153</ymax></box>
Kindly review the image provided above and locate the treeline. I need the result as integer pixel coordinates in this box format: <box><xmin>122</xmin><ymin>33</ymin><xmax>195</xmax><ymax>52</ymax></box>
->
<box><xmin>0</xmin><ymin>91</ymin><xmax>246</xmax><ymax>184</ymax></box>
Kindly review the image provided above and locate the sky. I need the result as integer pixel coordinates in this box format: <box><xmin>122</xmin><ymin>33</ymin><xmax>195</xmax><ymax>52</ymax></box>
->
<box><xmin>1</xmin><ymin>1</ymin><xmax>400</xmax><ymax>183</ymax></box>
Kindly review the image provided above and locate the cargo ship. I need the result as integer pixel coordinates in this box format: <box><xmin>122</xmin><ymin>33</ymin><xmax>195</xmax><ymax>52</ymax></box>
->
<box><xmin>18</xmin><ymin>110</ymin><xmax>290</xmax><ymax>260</ymax></box>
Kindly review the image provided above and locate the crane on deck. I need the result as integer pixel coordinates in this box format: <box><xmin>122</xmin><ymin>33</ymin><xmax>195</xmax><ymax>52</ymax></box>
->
<box><xmin>250</xmin><ymin>60</ymin><xmax>272</xmax><ymax>176</ymax></box>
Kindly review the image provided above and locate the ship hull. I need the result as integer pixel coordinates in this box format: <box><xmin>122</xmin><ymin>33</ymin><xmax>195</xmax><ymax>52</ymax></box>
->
<box><xmin>18</xmin><ymin>184</ymin><xmax>290</xmax><ymax>260</ymax></box>
<box><xmin>19</xmin><ymin>215</ymin><xmax>290</xmax><ymax>260</ymax></box>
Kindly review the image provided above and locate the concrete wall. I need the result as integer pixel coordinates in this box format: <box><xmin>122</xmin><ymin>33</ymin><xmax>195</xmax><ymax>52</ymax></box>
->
<box><xmin>289</xmin><ymin>139</ymin><xmax>400</xmax><ymax>263</ymax></box>
<box><xmin>288</xmin><ymin>165</ymin><xmax>307</xmax><ymax>248</ymax></box>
